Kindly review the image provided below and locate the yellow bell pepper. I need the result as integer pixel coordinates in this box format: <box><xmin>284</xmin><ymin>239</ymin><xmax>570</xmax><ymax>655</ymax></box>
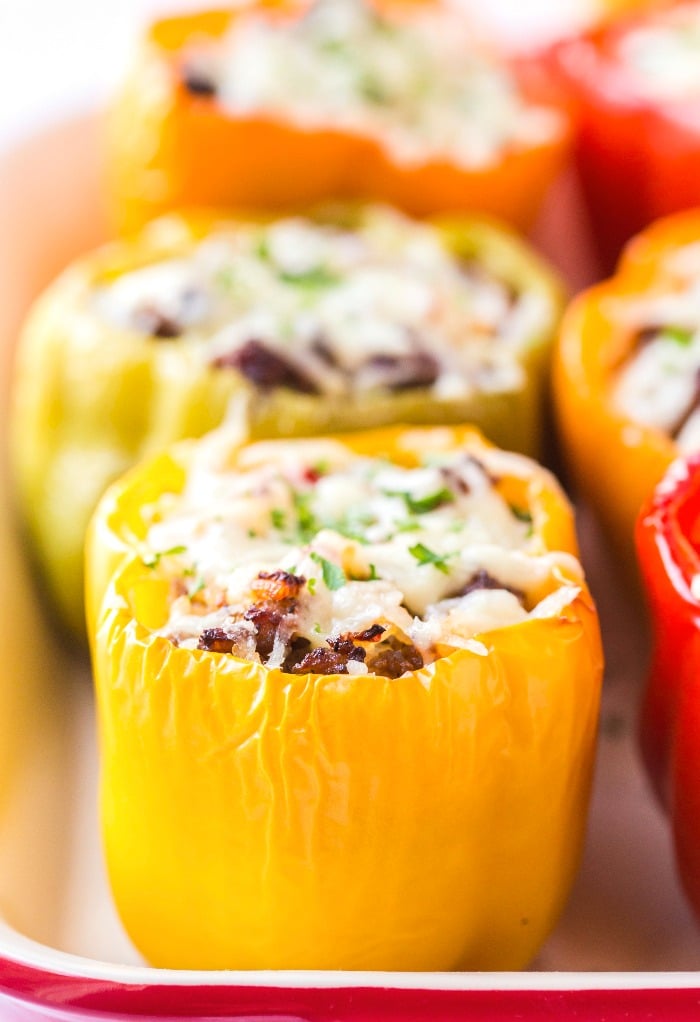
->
<box><xmin>11</xmin><ymin>206</ymin><xmax>563</xmax><ymax>637</ymax></box>
<box><xmin>88</xmin><ymin>424</ymin><xmax>603</xmax><ymax>971</ymax></box>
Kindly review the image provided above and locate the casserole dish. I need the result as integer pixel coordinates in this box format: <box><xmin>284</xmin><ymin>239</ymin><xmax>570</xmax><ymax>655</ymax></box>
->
<box><xmin>2</xmin><ymin>114</ymin><xmax>700</xmax><ymax>1021</ymax></box>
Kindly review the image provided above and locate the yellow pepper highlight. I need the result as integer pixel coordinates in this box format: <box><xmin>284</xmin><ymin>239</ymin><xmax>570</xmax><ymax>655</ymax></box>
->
<box><xmin>88</xmin><ymin>424</ymin><xmax>603</xmax><ymax>971</ymax></box>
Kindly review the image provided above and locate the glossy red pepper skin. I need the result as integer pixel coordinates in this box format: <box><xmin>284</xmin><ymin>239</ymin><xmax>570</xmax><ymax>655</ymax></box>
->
<box><xmin>555</xmin><ymin>9</ymin><xmax>700</xmax><ymax>270</ymax></box>
<box><xmin>638</xmin><ymin>453</ymin><xmax>700</xmax><ymax>917</ymax></box>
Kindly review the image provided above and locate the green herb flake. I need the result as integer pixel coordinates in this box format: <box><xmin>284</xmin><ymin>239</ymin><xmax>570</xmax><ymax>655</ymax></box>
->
<box><xmin>279</xmin><ymin>265</ymin><xmax>340</xmax><ymax>289</ymax></box>
<box><xmin>189</xmin><ymin>577</ymin><xmax>206</xmax><ymax>597</ymax></box>
<box><xmin>663</xmin><ymin>325</ymin><xmax>695</xmax><ymax>346</ymax></box>
<box><xmin>358</xmin><ymin>74</ymin><xmax>388</xmax><ymax>104</ymax></box>
<box><xmin>215</xmin><ymin>267</ymin><xmax>235</xmax><ymax>290</ymax></box>
<box><xmin>395</xmin><ymin>519</ymin><xmax>421</xmax><ymax>533</ymax></box>
<box><xmin>311</xmin><ymin>552</ymin><xmax>347</xmax><ymax>591</ymax></box>
<box><xmin>509</xmin><ymin>504</ymin><xmax>534</xmax><ymax>537</ymax></box>
<box><xmin>388</xmin><ymin>488</ymin><xmax>454</xmax><ymax>515</ymax></box>
<box><xmin>408</xmin><ymin>543</ymin><xmax>451</xmax><ymax>575</ymax></box>
<box><xmin>307</xmin><ymin>577</ymin><xmax>317</xmax><ymax>595</ymax></box>
<box><xmin>141</xmin><ymin>544</ymin><xmax>187</xmax><ymax>569</ymax></box>
<box><xmin>254</xmin><ymin>234</ymin><xmax>271</xmax><ymax>262</ymax></box>
<box><xmin>368</xmin><ymin>563</ymin><xmax>379</xmax><ymax>581</ymax></box>
<box><xmin>270</xmin><ymin>508</ymin><xmax>286</xmax><ymax>531</ymax></box>
<box><xmin>292</xmin><ymin>490</ymin><xmax>319</xmax><ymax>542</ymax></box>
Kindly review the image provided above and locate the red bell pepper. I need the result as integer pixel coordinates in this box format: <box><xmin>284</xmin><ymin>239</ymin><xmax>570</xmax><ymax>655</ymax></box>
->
<box><xmin>637</xmin><ymin>452</ymin><xmax>700</xmax><ymax>918</ymax></box>
<box><xmin>555</xmin><ymin>2</ymin><xmax>700</xmax><ymax>269</ymax></box>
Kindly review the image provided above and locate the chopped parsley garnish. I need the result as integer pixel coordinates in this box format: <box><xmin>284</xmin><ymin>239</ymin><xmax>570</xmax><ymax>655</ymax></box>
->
<box><xmin>141</xmin><ymin>544</ymin><xmax>187</xmax><ymax>569</ymax></box>
<box><xmin>368</xmin><ymin>563</ymin><xmax>379</xmax><ymax>580</ymax></box>
<box><xmin>279</xmin><ymin>265</ymin><xmax>340</xmax><ymax>289</ymax></box>
<box><xmin>509</xmin><ymin>505</ymin><xmax>533</xmax><ymax>525</ymax></box>
<box><xmin>408</xmin><ymin>543</ymin><xmax>452</xmax><ymax>574</ymax></box>
<box><xmin>358</xmin><ymin>74</ymin><xmax>388</xmax><ymax>104</ymax></box>
<box><xmin>395</xmin><ymin>519</ymin><xmax>421</xmax><ymax>533</ymax></box>
<box><xmin>311</xmin><ymin>552</ymin><xmax>347</xmax><ymax>591</ymax></box>
<box><xmin>254</xmin><ymin>234</ymin><xmax>271</xmax><ymax>262</ymax></box>
<box><xmin>292</xmin><ymin>490</ymin><xmax>319</xmax><ymax>542</ymax></box>
<box><xmin>388</xmin><ymin>488</ymin><xmax>454</xmax><ymax>515</ymax></box>
<box><xmin>307</xmin><ymin>577</ymin><xmax>317</xmax><ymax>595</ymax></box>
<box><xmin>215</xmin><ymin>267</ymin><xmax>235</xmax><ymax>290</ymax></box>
<box><xmin>509</xmin><ymin>504</ymin><xmax>534</xmax><ymax>537</ymax></box>
<box><xmin>270</xmin><ymin>508</ymin><xmax>286</xmax><ymax>531</ymax></box>
<box><xmin>663</xmin><ymin>325</ymin><xmax>695</xmax><ymax>346</ymax></box>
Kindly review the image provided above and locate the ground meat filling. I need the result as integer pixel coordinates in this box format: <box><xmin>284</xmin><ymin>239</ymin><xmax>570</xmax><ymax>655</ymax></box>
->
<box><xmin>178</xmin><ymin>0</ymin><xmax>561</xmax><ymax>169</ymax></box>
<box><xmin>613</xmin><ymin>262</ymin><xmax>700</xmax><ymax>454</ymax></box>
<box><xmin>143</xmin><ymin>438</ymin><xmax>580</xmax><ymax>677</ymax></box>
<box><xmin>93</xmin><ymin>207</ymin><xmax>549</xmax><ymax>404</ymax></box>
<box><xmin>212</xmin><ymin>339</ymin><xmax>320</xmax><ymax>395</ymax></box>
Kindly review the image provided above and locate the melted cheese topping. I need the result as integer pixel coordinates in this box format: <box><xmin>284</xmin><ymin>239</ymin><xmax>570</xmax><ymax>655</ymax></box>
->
<box><xmin>184</xmin><ymin>0</ymin><xmax>561</xmax><ymax>169</ymax></box>
<box><xmin>617</xmin><ymin>3</ymin><xmax>700</xmax><ymax>101</ymax></box>
<box><xmin>141</xmin><ymin>434</ymin><xmax>581</xmax><ymax>674</ymax></box>
<box><xmin>612</xmin><ymin>242</ymin><xmax>700</xmax><ymax>453</ymax></box>
<box><xmin>93</xmin><ymin>208</ymin><xmax>548</xmax><ymax>400</ymax></box>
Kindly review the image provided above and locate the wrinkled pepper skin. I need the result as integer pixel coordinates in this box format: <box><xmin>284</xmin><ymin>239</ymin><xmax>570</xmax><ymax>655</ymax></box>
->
<box><xmin>11</xmin><ymin>208</ymin><xmax>563</xmax><ymax>637</ymax></box>
<box><xmin>553</xmin><ymin>211</ymin><xmax>698</xmax><ymax>576</ymax></box>
<box><xmin>555</xmin><ymin>7</ymin><xmax>700</xmax><ymax>269</ymax></box>
<box><xmin>108</xmin><ymin>4</ymin><xmax>570</xmax><ymax>235</ymax></box>
<box><xmin>87</xmin><ymin>424</ymin><xmax>603</xmax><ymax>971</ymax></box>
<box><xmin>637</xmin><ymin>453</ymin><xmax>700</xmax><ymax>920</ymax></box>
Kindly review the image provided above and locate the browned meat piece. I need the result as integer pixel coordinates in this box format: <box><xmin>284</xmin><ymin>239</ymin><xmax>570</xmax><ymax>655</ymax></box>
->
<box><xmin>367</xmin><ymin>638</ymin><xmax>424</xmax><ymax>678</ymax></box>
<box><xmin>458</xmin><ymin>570</ymin><xmax>524</xmax><ymax>603</ymax></box>
<box><xmin>212</xmin><ymin>339</ymin><xmax>319</xmax><ymax>394</ymax></box>
<box><xmin>281</xmin><ymin>636</ymin><xmax>312</xmax><ymax>672</ymax></box>
<box><xmin>250</xmin><ymin>570</ymin><xmax>306</xmax><ymax>602</ymax></box>
<box><xmin>134</xmin><ymin>305</ymin><xmax>182</xmax><ymax>339</ymax></box>
<box><xmin>286</xmin><ymin>646</ymin><xmax>357</xmax><ymax>675</ymax></box>
<box><xmin>182</xmin><ymin>69</ymin><xmax>217</xmax><ymax>97</ymax></box>
<box><xmin>366</xmin><ymin>350</ymin><xmax>439</xmax><ymax>391</ymax></box>
<box><xmin>244</xmin><ymin>570</ymin><xmax>306</xmax><ymax>659</ymax></box>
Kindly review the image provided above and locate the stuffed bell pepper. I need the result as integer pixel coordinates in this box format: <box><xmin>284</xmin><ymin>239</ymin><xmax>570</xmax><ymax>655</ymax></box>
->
<box><xmin>108</xmin><ymin>0</ymin><xmax>570</xmax><ymax>234</ymax></box>
<box><xmin>554</xmin><ymin>209</ymin><xmax>700</xmax><ymax>574</ymax></box>
<box><xmin>556</xmin><ymin>0</ymin><xmax>700</xmax><ymax>268</ymax></box>
<box><xmin>12</xmin><ymin>204</ymin><xmax>562</xmax><ymax>636</ymax></box>
<box><xmin>637</xmin><ymin>452</ymin><xmax>700</xmax><ymax>922</ymax></box>
<box><xmin>87</xmin><ymin>423</ymin><xmax>603</xmax><ymax>971</ymax></box>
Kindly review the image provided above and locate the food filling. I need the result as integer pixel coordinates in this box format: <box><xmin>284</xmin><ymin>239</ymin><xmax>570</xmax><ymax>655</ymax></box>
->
<box><xmin>140</xmin><ymin>435</ymin><xmax>582</xmax><ymax>677</ymax></box>
<box><xmin>180</xmin><ymin>0</ymin><xmax>561</xmax><ymax>168</ymax></box>
<box><xmin>612</xmin><ymin>242</ymin><xmax>700</xmax><ymax>453</ymax></box>
<box><xmin>617</xmin><ymin>2</ymin><xmax>700</xmax><ymax>101</ymax></box>
<box><xmin>92</xmin><ymin>207</ymin><xmax>549</xmax><ymax>400</ymax></box>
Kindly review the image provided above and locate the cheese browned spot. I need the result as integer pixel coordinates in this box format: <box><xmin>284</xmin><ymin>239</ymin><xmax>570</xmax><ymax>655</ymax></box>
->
<box><xmin>140</xmin><ymin>436</ymin><xmax>582</xmax><ymax>677</ymax></box>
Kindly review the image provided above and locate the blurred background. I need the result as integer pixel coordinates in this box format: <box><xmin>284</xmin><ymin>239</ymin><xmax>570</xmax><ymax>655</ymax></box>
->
<box><xmin>0</xmin><ymin>0</ymin><xmax>606</xmax><ymax>153</ymax></box>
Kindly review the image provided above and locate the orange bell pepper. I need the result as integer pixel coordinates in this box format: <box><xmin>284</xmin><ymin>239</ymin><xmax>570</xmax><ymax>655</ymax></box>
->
<box><xmin>87</xmin><ymin>424</ymin><xmax>603</xmax><ymax>971</ymax></box>
<box><xmin>108</xmin><ymin>3</ymin><xmax>571</xmax><ymax>235</ymax></box>
<box><xmin>554</xmin><ymin>209</ymin><xmax>700</xmax><ymax>572</ymax></box>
